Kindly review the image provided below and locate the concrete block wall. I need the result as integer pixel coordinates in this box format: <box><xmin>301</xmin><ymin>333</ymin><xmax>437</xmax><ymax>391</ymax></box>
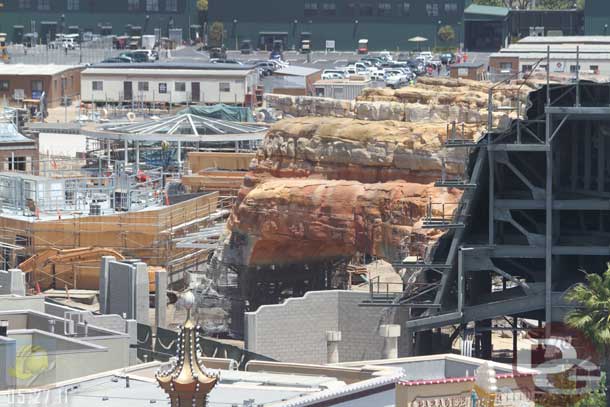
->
<box><xmin>0</xmin><ymin>269</ymin><xmax>25</xmax><ymax>296</ymax></box>
<box><xmin>100</xmin><ymin>259</ymin><xmax>149</xmax><ymax>325</ymax></box>
<box><xmin>245</xmin><ymin>290</ymin><xmax>389</xmax><ymax>364</ymax></box>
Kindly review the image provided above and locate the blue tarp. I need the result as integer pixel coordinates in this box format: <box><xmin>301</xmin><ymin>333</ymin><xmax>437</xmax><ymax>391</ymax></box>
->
<box><xmin>178</xmin><ymin>104</ymin><xmax>254</xmax><ymax>122</ymax></box>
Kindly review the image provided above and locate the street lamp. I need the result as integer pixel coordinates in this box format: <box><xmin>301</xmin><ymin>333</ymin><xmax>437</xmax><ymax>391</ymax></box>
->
<box><xmin>293</xmin><ymin>19</ymin><xmax>298</xmax><ymax>50</ymax></box>
<box><xmin>435</xmin><ymin>20</ymin><xmax>442</xmax><ymax>50</ymax></box>
<box><xmin>604</xmin><ymin>24</ymin><xmax>608</xmax><ymax>36</ymax></box>
<box><xmin>232</xmin><ymin>19</ymin><xmax>238</xmax><ymax>50</ymax></box>
<box><xmin>353</xmin><ymin>19</ymin><xmax>359</xmax><ymax>42</ymax></box>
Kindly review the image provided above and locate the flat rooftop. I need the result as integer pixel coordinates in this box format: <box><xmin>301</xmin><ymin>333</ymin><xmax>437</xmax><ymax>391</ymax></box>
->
<box><xmin>0</xmin><ymin>64</ymin><xmax>80</xmax><ymax>76</ymax></box>
<box><xmin>0</xmin><ymin>361</ymin><xmax>403</xmax><ymax>406</ymax></box>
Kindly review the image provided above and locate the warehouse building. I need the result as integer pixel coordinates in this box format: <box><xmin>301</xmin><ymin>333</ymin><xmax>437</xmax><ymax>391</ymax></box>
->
<box><xmin>464</xmin><ymin>4</ymin><xmax>584</xmax><ymax>52</ymax></box>
<box><xmin>81</xmin><ymin>63</ymin><xmax>259</xmax><ymax>105</ymax></box>
<box><xmin>489</xmin><ymin>36</ymin><xmax>610</xmax><ymax>79</ymax></box>
<box><xmin>0</xmin><ymin>0</ymin><xmax>199</xmax><ymax>43</ymax></box>
<box><xmin>0</xmin><ymin>64</ymin><xmax>82</xmax><ymax>108</ymax></box>
<box><xmin>208</xmin><ymin>0</ymin><xmax>466</xmax><ymax>51</ymax></box>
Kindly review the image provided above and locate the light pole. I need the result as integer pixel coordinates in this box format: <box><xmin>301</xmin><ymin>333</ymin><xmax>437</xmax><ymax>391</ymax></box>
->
<box><xmin>435</xmin><ymin>20</ymin><xmax>442</xmax><ymax>50</ymax></box>
<box><xmin>61</xmin><ymin>75</ymin><xmax>67</xmax><ymax>123</ymax></box>
<box><xmin>605</xmin><ymin>24</ymin><xmax>608</xmax><ymax>36</ymax></box>
<box><xmin>232</xmin><ymin>19</ymin><xmax>238</xmax><ymax>50</ymax></box>
<box><xmin>293</xmin><ymin>19</ymin><xmax>298</xmax><ymax>50</ymax></box>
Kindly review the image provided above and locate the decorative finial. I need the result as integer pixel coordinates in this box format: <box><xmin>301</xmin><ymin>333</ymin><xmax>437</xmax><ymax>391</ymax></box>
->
<box><xmin>155</xmin><ymin>290</ymin><xmax>218</xmax><ymax>407</ymax></box>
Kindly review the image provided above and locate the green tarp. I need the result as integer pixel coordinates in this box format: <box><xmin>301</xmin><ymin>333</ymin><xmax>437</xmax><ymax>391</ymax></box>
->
<box><xmin>178</xmin><ymin>104</ymin><xmax>255</xmax><ymax>122</ymax></box>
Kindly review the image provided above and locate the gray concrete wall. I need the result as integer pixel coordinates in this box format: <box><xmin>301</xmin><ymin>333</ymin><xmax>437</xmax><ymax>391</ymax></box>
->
<box><xmin>0</xmin><ymin>295</ymin><xmax>44</xmax><ymax>313</ymax></box>
<box><xmin>0</xmin><ymin>336</ymin><xmax>16</xmax><ymax>390</ymax></box>
<box><xmin>245</xmin><ymin>290</ymin><xmax>388</xmax><ymax>365</ymax></box>
<box><xmin>0</xmin><ymin>269</ymin><xmax>25</xmax><ymax>296</ymax></box>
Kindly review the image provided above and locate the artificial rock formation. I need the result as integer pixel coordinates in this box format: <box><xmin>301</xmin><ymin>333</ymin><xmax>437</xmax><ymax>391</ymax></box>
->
<box><xmin>224</xmin><ymin>179</ymin><xmax>460</xmax><ymax>267</ymax></box>
<box><xmin>264</xmin><ymin>76</ymin><xmax>532</xmax><ymax>127</ymax></box>
<box><xmin>220</xmin><ymin>117</ymin><xmax>463</xmax><ymax>270</ymax></box>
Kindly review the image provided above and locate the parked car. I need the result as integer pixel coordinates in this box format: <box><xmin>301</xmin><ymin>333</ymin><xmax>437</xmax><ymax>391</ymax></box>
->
<box><xmin>418</xmin><ymin>51</ymin><xmax>433</xmax><ymax>60</ymax></box>
<box><xmin>209</xmin><ymin>47</ymin><xmax>227</xmax><ymax>59</ymax></box>
<box><xmin>321</xmin><ymin>69</ymin><xmax>347</xmax><ymax>80</ymax></box>
<box><xmin>119</xmin><ymin>51</ymin><xmax>148</xmax><ymax>62</ymax></box>
<box><xmin>240</xmin><ymin>40</ymin><xmax>253</xmax><ymax>54</ymax></box>
<box><xmin>210</xmin><ymin>59</ymin><xmax>243</xmax><ymax>65</ymax></box>
<box><xmin>131</xmin><ymin>49</ymin><xmax>157</xmax><ymax>62</ymax></box>
<box><xmin>440</xmin><ymin>52</ymin><xmax>455</xmax><ymax>65</ymax></box>
<box><xmin>101</xmin><ymin>56</ymin><xmax>133</xmax><ymax>63</ymax></box>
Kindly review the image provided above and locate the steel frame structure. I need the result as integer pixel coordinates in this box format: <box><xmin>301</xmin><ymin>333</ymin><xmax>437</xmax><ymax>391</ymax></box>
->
<box><xmin>362</xmin><ymin>46</ymin><xmax>610</xmax><ymax>357</ymax></box>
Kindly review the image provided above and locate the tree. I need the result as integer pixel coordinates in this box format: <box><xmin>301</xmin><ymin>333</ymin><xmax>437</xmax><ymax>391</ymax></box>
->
<box><xmin>538</xmin><ymin>0</ymin><xmax>579</xmax><ymax>8</ymax></box>
<box><xmin>565</xmin><ymin>267</ymin><xmax>610</xmax><ymax>407</ymax></box>
<box><xmin>438</xmin><ymin>25</ymin><xmax>456</xmax><ymax>43</ymax></box>
<box><xmin>473</xmin><ymin>0</ymin><xmax>532</xmax><ymax>8</ymax></box>
<box><xmin>196</xmin><ymin>0</ymin><xmax>208</xmax><ymax>12</ymax></box>
<box><xmin>208</xmin><ymin>22</ymin><xmax>224</xmax><ymax>47</ymax></box>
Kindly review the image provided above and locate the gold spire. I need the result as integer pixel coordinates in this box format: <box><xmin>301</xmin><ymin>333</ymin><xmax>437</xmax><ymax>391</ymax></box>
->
<box><xmin>156</xmin><ymin>292</ymin><xmax>219</xmax><ymax>407</ymax></box>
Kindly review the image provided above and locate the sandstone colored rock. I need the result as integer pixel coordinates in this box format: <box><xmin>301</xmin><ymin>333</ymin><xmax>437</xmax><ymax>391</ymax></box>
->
<box><xmin>264</xmin><ymin>76</ymin><xmax>532</xmax><ymax>127</ymax></box>
<box><xmin>220</xmin><ymin>117</ymin><xmax>466</xmax><ymax>269</ymax></box>
<box><xmin>223</xmin><ymin>179</ymin><xmax>461</xmax><ymax>267</ymax></box>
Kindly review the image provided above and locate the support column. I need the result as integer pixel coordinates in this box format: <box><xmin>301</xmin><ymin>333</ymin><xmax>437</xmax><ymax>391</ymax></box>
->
<box><xmin>98</xmin><ymin>256</ymin><xmax>115</xmax><ymax>314</ymax></box>
<box><xmin>155</xmin><ymin>270</ymin><xmax>167</xmax><ymax>329</ymax></box>
<box><xmin>545</xmin><ymin>110</ymin><xmax>553</xmax><ymax>336</ymax></box>
<box><xmin>177</xmin><ymin>141</ymin><xmax>182</xmax><ymax>173</ymax></box>
<box><xmin>488</xmin><ymin>151</ymin><xmax>494</xmax><ymax>245</ymax></box>
<box><xmin>326</xmin><ymin>331</ymin><xmax>341</xmax><ymax>364</ymax></box>
<box><xmin>135</xmin><ymin>141</ymin><xmax>140</xmax><ymax>173</ymax></box>
<box><xmin>379</xmin><ymin>324</ymin><xmax>401</xmax><ymax>360</ymax></box>
<box><xmin>124</xmin><ymin>139</ymin><xmax>128</xmax><ymax>167</ymax></box>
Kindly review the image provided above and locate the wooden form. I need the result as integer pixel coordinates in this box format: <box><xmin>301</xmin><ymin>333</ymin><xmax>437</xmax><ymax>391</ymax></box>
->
<box><xmin>0</xmin><ymin>192</ymin><xmax>219</xmax><ymax>284</ymax></box>
<box><xmin>182</xmin><ymin>171</ymin><xmax>246</xmax><ymax>195</ymax></box>
<box><xmin>187</xmin><ymin>152</ymin><xmax>255</xmax><ymax>172</ymax></box>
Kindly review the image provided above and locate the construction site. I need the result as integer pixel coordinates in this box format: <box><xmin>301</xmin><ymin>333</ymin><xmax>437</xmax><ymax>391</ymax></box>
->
<box><xmin>1</xmin><ymin>54</ymin><xmax>608</xmax><ymax>369</ymax></box>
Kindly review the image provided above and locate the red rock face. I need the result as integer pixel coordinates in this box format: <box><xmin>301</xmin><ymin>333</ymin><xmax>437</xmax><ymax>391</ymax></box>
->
<box><xmin>220</xmin><ymin>117</ymin><xmax>464</xmax><ymax>269</ymax></box>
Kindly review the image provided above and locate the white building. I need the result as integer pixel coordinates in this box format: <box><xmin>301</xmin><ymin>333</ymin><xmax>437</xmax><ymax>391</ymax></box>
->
<box><xmin>81</xmin><ymin>63</ymin><xmax>259</xmax><ymax>105</ymax></box>
<box><xmin>489</xmin><ymin>36</ymin><xmax>610</xmax><ymax>78</ymax></box>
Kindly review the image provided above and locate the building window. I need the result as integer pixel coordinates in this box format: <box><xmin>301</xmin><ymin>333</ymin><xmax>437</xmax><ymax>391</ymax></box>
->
<box><xmin>18</xmin><ymin>0</ymin><xmax>31</xmax><ymax>9</ymax></box>
<box><xmin>0</xmin><ymin>81</ymin><xmax>9</xmax><ymax>91</ymax></box>
<box><xmin>175</xmin><ymin>82</ymin><xmax>186</xmax><ymax>92</ymax></box>
<box><xmin>499</xmin><ymin>62</ymin><xmax>513</xmax><ymax>72</ymax></box>
<box><xmin>31</xmin><ymin>80</ymin><xmax>43</xmax><ymax>92</ymax></box>
<box><xmin>590</xmin><ymin>65</ymin><xmax>600</xmax><ymax>73</ymax></box>
<box><xmin>359</xmin><ymin>3</ymin><xmax>374</xmax><ymax>16</ymax></box>
<box><xmin>304</xmin><ymin>2</ymin><xmax>318</xmax><ymax>16</ymax></box>
<box><xmin>521</xmin><ymin>65</ymin><xmax>533</xmax><ymax>73</ymax></box>
<box><xmin>146</xmin><ymin>0</ymin><xmax>159</xmax><ymax>11</ymax></box>
<box><xmin>396</xmin><ymin>2</ymin><xmax>410</xmax><ymax>16</ymax></box>
<box><xmin>92</xmin><ymin>81</ymin><xmax>103</xmax><ymax>91</ymax></box>
<box><xmin>159</xmin><ymin>83</ymin><xmax>167</xmax><ymax>93</ymax></box>
<box><xmin>67</xmin><ymin>0</ymin><xmax>80</xmax><ymax>10</ymax></box>
<box><xmin>377</xmin><ymin>2</ymin><xmax>391</xmax><ymax>16</ymax></box>
<box><xmin>426</xmin><ymin>3</ymin><xmax>439</xmax><ymax>17</ymax></box>
<box><xmin>444</xmin><ymin>2</ymin><xmax>457</xmax><ymax>13</ymax></box>
<box><xmin>37</xmin><ymin>0</ymin><xmax>50</xmax><ymax>10</ymax></box>
<box><xmin>128</xmin><ymin>0</ymin><xmax>140</xmax><ymax>11</ymax></box>
<box><xmin>570</xmin><ymin>65</ymin><xmax>580</xmax><ymax>73</ymax></box>
<box><xmin>138</xmin><ymin>81</ymin><xmax>149</xmax><ymax>91</ymax></box>
<box><xmin>347</xmin><ymin>2</ymin><xmax>358</xmax><ymax>15</ymax></box>
<box><xmin>321</xmin><ymin>2</ymin><xmax>336</xmax><ymax>16</ymax></box>
<box><xmin>165</xmin><ymin>0</ymin><xmax>177</xmax><ymax>11</ymax></box>
<box><xmin>219</xmin><ymin>82</ymin><xmax>230</xmax><ymax>92</ymax></box>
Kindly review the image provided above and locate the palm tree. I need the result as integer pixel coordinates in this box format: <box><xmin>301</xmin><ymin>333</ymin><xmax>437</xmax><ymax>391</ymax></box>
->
<box><xmin>565</xmin><ymin>266</ymin><xmax>610</xmax><ymax>407</ymax></box>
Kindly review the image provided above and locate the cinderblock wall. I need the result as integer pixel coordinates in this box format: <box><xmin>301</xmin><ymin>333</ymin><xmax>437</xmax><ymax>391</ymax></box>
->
<box><xmin>245</xmin><ymin>290</ymin><xmax>388</xmax><ymax>364</ymax></box>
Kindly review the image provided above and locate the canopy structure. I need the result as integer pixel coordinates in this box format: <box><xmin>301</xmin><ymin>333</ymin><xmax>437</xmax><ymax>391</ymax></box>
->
<box><xmin>88</xmin><ymin>113</ymin><xmax>267</xmax><ymax>142</ymax></box>
<box><xmin>408</xmin><ymin>36</ymin><xmax>428</xmax><ymax>43</ymax></box>
<box><xmin>83</xmin><ymin>113</ymin><xmax>268</xmax><ymax>171</ymax></box>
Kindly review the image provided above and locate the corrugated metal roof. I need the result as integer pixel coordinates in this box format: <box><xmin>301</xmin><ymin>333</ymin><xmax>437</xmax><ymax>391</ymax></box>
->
<box><xmin>90</xmin><ymin>62</ymin><xmax>256</xmax><ymax>70</ymax></box>
<box><xmin>518</xmin><ymin>35</ymin><xmax>610</xmax><ymax>44</ymax></box>
<box><xmin>82</xmin><ymin>68</ymin><xmax>253</xmax><ymax>77</ymax></box>
<box><xmin>0</xmin><ymin>64</ymin><xmax>79</xmax><ymax>76</ymax></box>
<box><xmin>464</xmin><ymin>4</ymin><xmax>509</xmax><ymax>17</ymax></box>
<box><xmin>0</xmin><ymin>122</ymin><xmax>33</xmax><ymax>143</ymax></box>
<box><xmin>274</xmin><ymin>65</ymin><xmax>321</xmax><ymax>77</ymax></box>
